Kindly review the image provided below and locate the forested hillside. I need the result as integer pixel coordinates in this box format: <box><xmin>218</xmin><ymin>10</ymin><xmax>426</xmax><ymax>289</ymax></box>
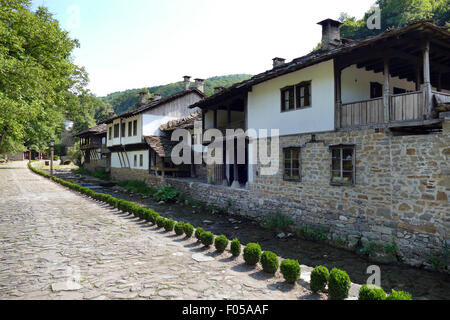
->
<box><xmin>101</xmin><ymin>74</ymin><xmax>252</xmax><ymax>115</ymax></box>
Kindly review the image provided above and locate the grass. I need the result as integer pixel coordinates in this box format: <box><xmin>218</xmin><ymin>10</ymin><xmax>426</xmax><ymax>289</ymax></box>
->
<box><xmin>117</xmin><ymin>180</ymin><xmax>157</xmax><ymax>195</ymax></box>
<box><xmin>72</xmin><ymin>167</ymin><xmax>110</xmax><ymax>181</ymax></box>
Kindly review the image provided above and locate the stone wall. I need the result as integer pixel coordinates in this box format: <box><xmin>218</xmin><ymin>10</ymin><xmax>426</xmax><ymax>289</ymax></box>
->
<box><xmin>84</xmin><ymin>159</ymin><xmax>106</xmax><ymax>172</ymax></box>
<box><xmin>110</xmin><ymin>121</ymin><xmax>449</xmax><ymax>267</ymax></box>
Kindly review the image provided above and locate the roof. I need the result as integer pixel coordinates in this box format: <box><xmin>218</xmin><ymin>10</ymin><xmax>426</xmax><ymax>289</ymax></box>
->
<box><xmin>191</xmin><ymin>21</ymin><xmax>450</xmax><ymax>109</ymax></box>
<box><xmin>104</xmin><ymin>88</ymin><xmax>206</xmax><ymax>124</ymax></box>
<box><xmin>159</xmin><ymin>112</ymin><xmax>202</xmax><ymax>132</ymax></box>
<box><xmin>144</xmin><ymin>135</ymin><xmax>177</xmax><ymax>158</ymax></box>
<box><xmin>73</xmin><ymin>124</ymin><xmax>107</xmax><ymax>137</ymax></box>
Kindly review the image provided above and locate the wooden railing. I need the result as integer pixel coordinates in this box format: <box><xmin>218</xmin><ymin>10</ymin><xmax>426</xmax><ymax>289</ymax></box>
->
<box><xmin>433</xmin><ymin>91</ymin><xmax>450</xmax><ymax>106</ymax></box>
<box><xmin>390</xmin><ymin>91</ymin><xmax>423</xmax><ymax>122</ymax></box>
<box><xmin>341</xmin><ymin>97</ymin><xmax>384</xmax><ymax>127</ymax></box>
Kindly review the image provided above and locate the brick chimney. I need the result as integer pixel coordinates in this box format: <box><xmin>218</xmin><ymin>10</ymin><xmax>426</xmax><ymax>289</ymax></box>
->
<box><xmin>139</xmin><ymin>90</ymin><xmax>149</xmax><ymax>105</ymax></box>
<box><xmin>194</xmin><ymin>78</ymin><xmax>204</xmax><ymax>93</ymax></box>
<box><xmin>272</xmin><ymin>57</ymin><xmax>286</xmax><ymax>68</ymax></box>
<box><xmin>317</xmin><ymin>19</ymin><xmax>342</xmax><ymax>51</ymax></box>
<box><xmin>153</xmin><ymin>93</ymin><xmax>161</xmax><ymax>101</ymax></box>
<box><xmin>183</xmin><ymin>76</ymin><xmax>191</xmax><ymax>91</ymax></box>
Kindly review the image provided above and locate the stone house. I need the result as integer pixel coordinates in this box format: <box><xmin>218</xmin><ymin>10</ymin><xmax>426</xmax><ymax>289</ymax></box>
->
<box><xmin>104</xmin><ymin>77</ymin><xmax>206</xmax><ymax>182</ymax></box>
<box><xmin>74</xmin><ymin>123</ymin><xmax>110</xmax><ymax>172</ymax></box>
<box><xmin>147</xmin><ymin>20</ymin><xmax>449</xmax><ymax>267</ymax></box>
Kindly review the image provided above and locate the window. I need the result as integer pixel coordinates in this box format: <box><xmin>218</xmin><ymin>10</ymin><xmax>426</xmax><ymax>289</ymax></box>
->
<box><xmin>139</xmin><ymin>154</ymin><xmax>143</xmax><ymax>167</ymax></box>
<box><xmin>330</xmin><ymin>145</ymin><xmax>355</xmax><ymax>185</ymax></box>
<box><xmin>370</xmin><ymin>82</ymin><xmax>383</xmax><ymax>99</ymax></box>
<box><xmin>134</xmin><ymin>155</ymin><xmax>137</xmax><ymax>167</ymax></box>
<box><xmin>280</xmin><ymin>86</ymin><xmax>294</xmax><ymax>112</ymax></box>
<box><xmin>108</xmin><ymin>127</ymin><xmax>112</xmax><ymax>140</ymax></box>
<box><xmin>113</xmin><ymin>124</ymin><xmax>119</xmax><ymax>138</ymax></box>
<box><xmin>128</xmin><ymin>121</ymin><xmax>132</xmax><ymax>137</ymax></box>
<box><xmin>121</xmin><ymin>123</ymin><xmax>126</xmax><ymax>138</ymax></box>
<box><xmin>283</xmin><ymin>147</ymin><xmax>301</xmax><ymax>181</ymax></box>
<box><xmin>296</xmin><ymin>81</ymin><xmax>311</xmax><ymax>109</ymax></box>
<box><xmin>133</xmin><ymin>120</ymin><xmax>138</xmax><ymax>136</ymax></box>
<box><xmin>281</xmin><ymin>81</ymin><xmax>311</xmax><ymax>112</ymax></box>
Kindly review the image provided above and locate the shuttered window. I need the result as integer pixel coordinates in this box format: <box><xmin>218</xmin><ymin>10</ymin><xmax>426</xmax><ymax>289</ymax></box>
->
<box><xmin>296</xmin><ymin>81</ymin><xmax>311</xmax><ymax>109</ymax></box>
<box><xmin>281</xmin><ymin>81</ymin><xmax>311</xmax><ymax>112</ymax></box>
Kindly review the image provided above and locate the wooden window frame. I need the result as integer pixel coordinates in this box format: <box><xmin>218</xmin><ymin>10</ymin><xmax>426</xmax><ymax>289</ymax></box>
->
<box><xmin>280</xmin><ymin>86</ymin><xmax>295</xmax><ymax>112</ymax></box>
<box><xmin>139</xmin><ymin>154</ymin><xmax>143</xmax><ymax>167</ymax></box>
<box><xmin>134</xmin><ymin>154</ymin><xmax>137</xmax><ymax>167</ymax></box>
<box><xmin>113</xmin><ymin>124</ymin><xmax>119</xmax><ymax>138</ymax></box>
<box><xmin>133</xmin><ymin>120</ymin><xmax>138</xmax><ymax>136</ymax></box>
<box><xmin>283</xmin><ymin>147</ymin><xmax>301</xmax><ymax>181</ymax></box>
<box><xmin>121</xmin><ymin>122</ymin><xmax>126</xmax><ymax>138</ymax></box>
<box><xmin>280</xmin><ymin>81</ymin><xmax>312</xmax><ymax>113</ymax></box>
<box><xmin>330</xmin><ymin>144</ymin><xmax>355</xmax><ymax>186</ymax></box>
<box><xmin>128</xmin><ymin>121</ymin><xmax>132</xmax><ymax>137</ymax></box>
<box><xmin>108</xmin><ymin>127</ymin><xmax>112</xmax><ymax>140</ymax></box>
<box><xmin>295</xmin><ymin>81</ymin><xmax>312</xmax><ymax>109</ymax></box>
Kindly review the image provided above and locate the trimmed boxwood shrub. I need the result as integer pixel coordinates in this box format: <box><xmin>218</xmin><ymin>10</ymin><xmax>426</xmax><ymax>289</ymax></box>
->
<box><xmin>243</xmin><ymin>243</ymin><xmax>262</xmax><ymax>266</ymax></box>
<box><xmin>230</xmin><ymin>238</ymin><xmax>241</xmax><ymax>257</ymax></box>
<box><xmin>164</xmin><ymin>218</ymin><xmax>175</xmax><ymax>232</ymax></box>
<box><xmin>328</xmin><ymin>268</ymin><xmax>351</xmax><ymax>300</ymax></box>
<box><xmin>260</xmin><ymin>251</ymin><xmax>279</xmax><ymax>274</ymax></box>
<box><xmin>174</xmin><ymin>222</ymin><xmax>185</xmax><ymax>235</ymax></box>
<box><xmin>214</xmin><ymin>235</ymin><xmax>229</xmax><ymax>252</ymax></box>
<box><xmin>156</xmin><ymin>216</ymin><xmax>166</xmax><ymax>228</ymax></box>
<box><xmin>201</xmin><ymin>232</ymin><xmax>214</xmax><ymax>247</ymax></box>
<box><xmin>310</xmin><ymin>266</ymin><xmax>329</xmax><ymax>292</ymax></box>
<box><xmin>358</xmin><ymin>285</ymin><xmax>386</xmax><ymax>300</ymax></box>
<box><xmin>183</xmin><ymin>223</ymin><xmax>194</xmax><ymax>238</ymax></box>
<box><xmin>135</xmin><ymin>207</ymin><xmax>145</xmax><ymax>218</ymax></box>
<box><xmin>195</xmin><ymin>227</ymin><xmax>205</xmax><ymax>241</ymax></box>
<box><xmin>280</xmin><ymin>259</ymin><xmax>301</xmax><ymax>284</ymax></box>
<box><xmin>386</xmin><ymin>289</ymin><xmax>413</xmax><ymax>300</ymax></box>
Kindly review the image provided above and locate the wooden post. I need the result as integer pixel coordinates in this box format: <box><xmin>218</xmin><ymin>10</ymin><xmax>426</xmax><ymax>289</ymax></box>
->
<box><xmin>161</xmin><ymin>158</ymin><xmax>165</xmax><ymax>178</ymax></box>
<box><xmin>50</xmin><ymin>146</ymin><xmax>54</xmax><ymax>176</ymax></box>
<box><xmin>201</xmin><ymin>110</ymin><xmax>205</xmax><ymax>133</ymax></box>
<box><xmin>383</xmin><ymin>58</ymin><xmax>390</xmax><ymax>123</ymax></box>
<box><xmin>334</xmin><ymin>60</ymin><xmax>342</xmax><ymax>129</ymax></box>
<box><xmin>213</xmin><ymin>109</ymin><xmax>218</xmax><ymax>128</ymax></box>
<box><xmin>415</xmin><ymin>61</ymin><xmax>421</xmax><ymax>91</ymax></box>
<box><xmin>437</xmin><ymin>72</ymin><xmax>442</xmax><ymax>92</ymax></box>
<box><xmin>423</xmin><ymin>41</ymin><xmax>432</xmax><ymax>119</ymax></box>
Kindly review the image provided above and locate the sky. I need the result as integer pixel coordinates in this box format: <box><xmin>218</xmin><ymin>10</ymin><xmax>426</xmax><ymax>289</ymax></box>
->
<box><xmin>31</xmin><ymin>0</ymin><xmax>376</xmax><ymax>97</ymax></box>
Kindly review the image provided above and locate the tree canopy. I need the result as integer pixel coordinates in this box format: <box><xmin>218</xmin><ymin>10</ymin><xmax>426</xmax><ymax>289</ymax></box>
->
<box><xmin>339</xmin><ymin>0</ymin><xmax>450</xmax><ymax>40</ymax></box>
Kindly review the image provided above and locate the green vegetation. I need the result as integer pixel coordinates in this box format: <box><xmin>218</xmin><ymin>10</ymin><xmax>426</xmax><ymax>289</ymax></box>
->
<box><xmin>339</xmin><ymin>0</ymin><xmax>450</xmax><ymax>41</ymax></box>
<box><xmin>101</xmin><ymin>75</ymin><xmax>253</xmax><ymax>115</ymax></box>
<box><xmin>153</xmin><ymin>186</ymin><xmax>180</xmax><ymax>203</ymax></box>
<box><xmin>294</xmin><ymin>225</ymin><xmax>329</xmax><ymax>241</ymax></box>
<box><xmin>230</xmin><ymin>238</ymin><xmax>241</xmax><ymax>257</ymax></box>
<box><xmin>429</xmin><ymin>242</ymin><xmax>449</xmax><ymax>271</ymax></box>
<box><xmin>117</xmin><ymin>180</ymin><xmax>156</xmax><ymax>195</ymax></box>
<box><xmin>328</xmin><ymin>268</ymin><xmax>351</xmax><ymax>300</ymax></box>
<box><xmin>360</xmin><ymin>241</ymin><xmax>381</xmax><ymax>257</ymax></box>
<box><xmin>384</xmin><ymin>241</ymin><xmax>399</xmax><ymax>256</ymax></box>
<box><xmin>164</xmin><ymin>218</ymin><xmax>175</xmax><ymax>232</ymax></box>
<box><xmin>195</xmin><ymin>227</ymin><xmax>205</xmax><ymax>241</ymax></box>
<box><xmin>183</xmin><ymin>223</ymin><xmax>194</xmax><ymax>238</ymax></box>
<box><xmin>386</xmin><ymin>289</ymin><xmax>413</xmax><ymax>300</ymax></box>
<box><xmin>260</xmin><ymin>251</ymin><xmax>279</xmax><ymax>274</ymax></box>
<box><xmin>200</xmin><ymin>232</ymin><xmax>214</xmax><ymax>247</ymax></box>
<box><xmin>262</xmin><ymin>211</ymin><xmax>293</xmax><ymax>232</ymax></box>
<box><xmin>280</xmin><ymin>259</ymin><xmax>301</xmax><ymax>284</ymax></box>
<box><xmin>174</xmin><ymin>222</ymin><xmax>185</xmax><ymax>236</ymax></box>
<box><xmin>214</xmin><ymin>235</ymin><xmax>229</xmax><ymax>252</ymax></box>
<box><xmin>243</xmin><ymin>243</ymin><xmax>262</xmax><ymax>266</ymax></box>
<box><xmin>156</xmin><ymin>216</ymin><xmax>166</xmax><ymax>228</ymax></box>
<box><xmin>310</xmin><ymin>266</ymin><xmax>330</xmax><ymax>293</ymax></box>
<box><xmin>72</xmin><ymin>167</ymin><xmax>110</xmax><ymax>181</ymax></box>
<box><xmin>358</xmin><ymin>285</ymin><xmax>387</xmax><ymax>300</ymax></box>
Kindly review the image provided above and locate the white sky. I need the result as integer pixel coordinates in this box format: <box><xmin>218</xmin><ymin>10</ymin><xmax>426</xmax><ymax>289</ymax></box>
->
<box><xmin>34</xmin><ymin>0</ymin><xmax>376</xmax><ymax>96</ymax></box>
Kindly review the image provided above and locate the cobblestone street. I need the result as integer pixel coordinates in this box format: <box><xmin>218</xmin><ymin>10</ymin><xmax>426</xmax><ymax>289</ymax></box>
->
<box><xmin>0</xmin><ymin>161</ymin><xmax>360</xmax><ymax>300</ymax></box>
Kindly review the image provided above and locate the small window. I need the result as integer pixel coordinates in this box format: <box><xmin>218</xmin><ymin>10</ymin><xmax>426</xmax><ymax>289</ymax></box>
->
<box><xmin>134</xmin><ymin>155</ymin><xmax>137</xmax><ymax>167</ymax></box>
<box><xmin>330</xmin><ymin>145</ymin><xmax>355</xmax><ymax>185</ymax></box>
<box><xmin>280</xmin><ymin>86</ymin><xmax>294</xmax><ymax>112</ymax></box>
<box><xmin>370</xmin><ymin>82</ymin><xmax>383</xmax><ymax>99</ymax></box>
<box><xmin>139</xmin><ymin>154</ymin><xmax>143</xmax><ymax>167</ymax></box>
<box><xmin>296</xmin><ymin>81</ymin><xmax>311</xmax><ymax>109</ymax></box>
<box><xmin>108</xmin><ymin>127</ymin><xmax>112</xmax><ymax>140</ymax></box>
<box><xmin>128</xmin><ymin>121</ymin><xmax>132</xmax><ymax>137</ymax></box>
<box><xmin>121</xmin><ymin>123</ymin><xmax>126</xmax><ymax>138</ymax></box>
<box><xmin>133</xmin><ymin>120</ymin><xmax>138</xmax><ymax>136</ymax></box>
<box><xmin>283</xmin><ymin>147</ymin><xmax>301</xmax><ymax>181</ymax></box>
<box><xmin>113</xmin><ymin>124</ymin><xmax>119</xmax><ymax>138</ymax></box>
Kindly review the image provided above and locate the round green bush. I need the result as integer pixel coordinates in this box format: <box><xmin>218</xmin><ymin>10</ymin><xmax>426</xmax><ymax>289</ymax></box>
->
<box><xmin>358</xmin><ymin>285</ymin><xmax>386</xmax><ymax>300</ymax></box>
<box><xmin>328</xmin><ymin>268</ymin><xmax>351</xmax><ymax>300</ymax></box>
<box><xmin>386</xmin><ymin>289</ymin><xmax>413</xmax><ymax>300</ymax></box>
<box><xmin>183</xmin><ymin>223</ymin><xmax>194</xmax><ymax>238</ymax></box>
<box><xmin>280</xmin><ymin>259</ymin><xmax>301</xmax><ymax>284</ymax></box>
<box><xmin>148</xmin><ymin>210</ymin><xmax>159</xmax><ymax>224</ymax></box>
<box><xmin>243</xmin><ymin>243</ymin><xmax>262</xmax><ymax>265</ymax></box>
<box><xmin>174</xmin><ymin>222</ymin><xmax>185</xmax><ymax>235</ymax></box>
<box><xmin>214</xmin><ymin>235</ymin><xmax>229</xmax><ymax>252</ymax></box>
<box><xmin>230</xmin><ymin>238</ymin><xmax>241</xmax><ymax>257</ymax></box>
<box><xmin>156</xmin><ymin>216</ymin><xmax>166</xmax><ymax>228</ymax></box>
<box><xmin>195</xmin><ymin>227</ymin><xmax>205</xmax><ymax>241</ymax></box>
<box><xmin>201</xmin><ymin>232</ymin><xmax>214</xmax><ymax>247</ymax></box>
<box><xmin>310</xmin><ymin>266</ymin><xmax>330</xmax><ymax>292</ymax></box>
<box><xmin>135</xmin><ymin>207</ymin><xmax>145</xmax><ymax>218</ymax></box>
<box><xmin>260</xmin><ymin>251</ymin><xmax>279</xmax><ymax>274</ymax></box>
<box><xmin>164</xmin><ymin>218</ymin><xmax>175</xmax><ymax>232</ymax></box>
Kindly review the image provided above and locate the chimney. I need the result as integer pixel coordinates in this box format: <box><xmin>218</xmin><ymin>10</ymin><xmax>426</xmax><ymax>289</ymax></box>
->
<box><xmin>139</xmin><ymin>90</ymin><xmax>149</xmax><ymax>105</ymax></box>
<box><xmin>272</xmin><ymin>57</ymin><xmax>286</xmax><ymax>68</ymax></box>
<box><xmin>153</xmin><ymin>93</ymin><xmax>161</xmax><ymax>101</ymax></box>
<box><xmin>194</xmin><ymin>78</ymin><xmax>204</xmax><ymax>93</ymax></box>
<box><xmin>317</xmin><ymin>19</ymin><xmax>342</xmax><ymax>51</ymax></box>
<box><xmin>183</xmin><ymin>76</ymin><xmax>191</xmax><ymax>91</ymax></box>
<box><xmin>109</xmin><ymin>112</ymin><xmax>115</xmax><ymax>118</ymax></box>
<box><xmin>214</xmin><ymin>86</ymin><xmax>225</xmax><ymax>94</ymax></box>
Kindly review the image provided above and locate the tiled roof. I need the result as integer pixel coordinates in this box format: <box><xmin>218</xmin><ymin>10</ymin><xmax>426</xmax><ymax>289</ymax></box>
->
<box><xmin>73</xmin><ymin>124</ymin><xmax>107</xmax><ymax>137</ymax></box>
<box><xmin>159</xmin><ymin>112</ymin><xmax>202</xmax><ymax>132</ymax></box>
<box><xmin>144</xmin><ymin>135</ymin><xmax>177</xmax><ymax>158</ymax></box>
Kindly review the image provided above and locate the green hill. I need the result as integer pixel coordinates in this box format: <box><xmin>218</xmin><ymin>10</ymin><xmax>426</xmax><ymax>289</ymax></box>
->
<box><xmin>102</xmin><ymin>74</ymin><xmax>252</xmax><ymax>115</ymax></box>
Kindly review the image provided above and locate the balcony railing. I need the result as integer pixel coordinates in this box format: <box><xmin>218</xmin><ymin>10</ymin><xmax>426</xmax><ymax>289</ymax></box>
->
<box><xmin>390</xmin><ymin>91</ymin><xmax>423</xmax><ymax>122</ymax></box>
<box><xmin>341</xmin><ymin>97</ymin><xmax>384</xmax><ymax>127</ymax></box>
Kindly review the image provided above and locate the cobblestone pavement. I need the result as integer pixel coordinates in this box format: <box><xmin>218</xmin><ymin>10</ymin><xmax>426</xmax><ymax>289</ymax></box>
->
<box><xmin>0</xmin><ymin>161</ymin><xmax>360</xmax><ymax>300</ymax></box>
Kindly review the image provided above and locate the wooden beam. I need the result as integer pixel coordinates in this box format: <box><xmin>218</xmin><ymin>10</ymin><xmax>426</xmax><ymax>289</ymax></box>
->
<box><xmin>383</xmin><ymin>57</ymin><xmax>390</xmax><ymax>123</ymax></box>
<box><xmin>423</xmin><ymin>41</ymin><xmax>433</xmax><ymax>119</ymax></box>
<box><xmin>334</xmin><ymin>59</ymin><xmax>342</xmax><ymax>129</ymax></box>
